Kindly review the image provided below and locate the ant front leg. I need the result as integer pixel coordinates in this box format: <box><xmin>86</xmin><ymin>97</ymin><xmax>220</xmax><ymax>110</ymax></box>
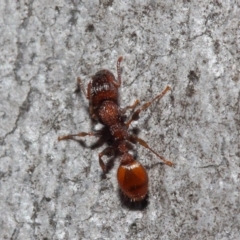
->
<box><xmin>125</xmin><ymin>86</ymin><xmax>171</xmax><ymax>128</ymax></box>
<box><xmin>121</xmin><ymin>99</ymin><xmax>140</xmax><ymax>114</ymax></box>
<box><xmin>98</xmin><ymin>146</ymin><xmax>115</xmax><ymax>172</ymax></box>
<box><xmin>128</xmin><ymin>135</ymin><xmax>173</xmax><ymax>166</ymax></box>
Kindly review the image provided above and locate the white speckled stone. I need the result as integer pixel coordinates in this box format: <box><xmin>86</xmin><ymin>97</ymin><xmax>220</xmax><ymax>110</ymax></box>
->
<box><xmin>0</xmin><ymin>1</ymin><xmax>239</xmax><ymax>239</ymax></box>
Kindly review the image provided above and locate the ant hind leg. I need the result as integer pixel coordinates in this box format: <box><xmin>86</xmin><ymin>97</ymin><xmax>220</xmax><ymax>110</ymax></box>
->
<box><xmin>128</xmin><ymin>135</ymin><xmax>173</xmax><ymax>166</ymax></box>
<box><xmin>98</xmin><ymin>147</ymin><xmax>115</xmax><ymax>172</ymax></box>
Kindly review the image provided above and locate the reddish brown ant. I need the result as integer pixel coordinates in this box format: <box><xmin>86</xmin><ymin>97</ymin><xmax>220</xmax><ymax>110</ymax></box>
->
<box><xmin>58</xmin><ymin>57</ymin><xmax>173</xmax><ymax>201</ymax></box>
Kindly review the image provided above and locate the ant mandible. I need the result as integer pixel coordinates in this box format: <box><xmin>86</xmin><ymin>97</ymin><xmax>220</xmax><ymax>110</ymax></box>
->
<box><xmin>58</xmin><ymin>57</ymin><xmax>173</xmax><ymax>201</ymax></box>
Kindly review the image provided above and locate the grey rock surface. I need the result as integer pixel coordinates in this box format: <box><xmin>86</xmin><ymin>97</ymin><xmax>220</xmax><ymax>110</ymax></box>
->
<box><xmin>0</xmin><ymin>1</ymin><xmax>239</xmax><ymax>239</ymax></box>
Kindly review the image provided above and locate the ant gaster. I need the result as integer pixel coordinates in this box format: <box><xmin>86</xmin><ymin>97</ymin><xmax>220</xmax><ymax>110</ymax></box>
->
<box><xmin>58</xmin><ymin>57</ymin><xmax>173</xmax><ymax>201</ymax></box>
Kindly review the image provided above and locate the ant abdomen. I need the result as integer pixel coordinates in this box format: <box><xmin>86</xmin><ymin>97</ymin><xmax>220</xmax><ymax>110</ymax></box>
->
<box><xmin>117</xmin><ymin>153</ymin><xmax>148</xmax><ymax>201</ymax></box>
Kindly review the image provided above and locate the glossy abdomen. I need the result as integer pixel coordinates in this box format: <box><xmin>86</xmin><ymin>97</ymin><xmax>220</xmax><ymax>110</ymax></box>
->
<box><xmin>117</xmin><ymin>160</ymin><xmax>148</xmax><ymax>201</ymax></box>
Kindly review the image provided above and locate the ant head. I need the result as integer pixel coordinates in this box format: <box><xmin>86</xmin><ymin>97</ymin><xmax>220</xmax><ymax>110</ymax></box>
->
<box><xmin>90</xmin><ymin>70</ymin><xmax>119</xmax><ymax>108</ymax></box>
<box><xmin>92</xmin><ymin>69</ymin><xmax>115</xmax><ymax>84</ymax></box>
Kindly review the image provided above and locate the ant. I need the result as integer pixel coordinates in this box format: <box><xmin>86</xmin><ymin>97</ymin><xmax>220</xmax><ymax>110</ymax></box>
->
<box><xmin>58</xmin><ymin>57</ymin><xmax>173</xmax><ymax>201</ymax></box>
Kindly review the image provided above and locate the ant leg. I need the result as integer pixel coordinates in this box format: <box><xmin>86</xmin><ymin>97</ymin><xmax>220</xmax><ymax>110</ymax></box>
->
<box><xmin>75</xmin><ymin>77</ymin><xmax>89</xmax><ymax>99</ymax></box>
<box><xmin>128</xmin><ymin>135</ymin><xmax>173</xmax><ymax>166</ymax></box>
<box><xmin>126</xmin><ymin>86</ymin><xmax>171</xmax><ymax>127</ymax></box>
<box><xmin>58</xmin><ymin>132</ymin><xmax>100</xmax><ymax>141</ymax></box>
<box><xmin>121</xmin><ymin>99</ymin><xmax>140</xmax><ymax>114</ymax></box>
<box><xmin>98</xmin><ymin>147</ymin><xmax>115</xmax><ymax>172</ymax></box>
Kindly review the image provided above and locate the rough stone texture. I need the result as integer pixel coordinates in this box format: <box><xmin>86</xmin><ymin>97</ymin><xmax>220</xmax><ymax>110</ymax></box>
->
<box><xmin>0</xmin><ymin>0</ymin><xmax>239</xmax><ymax>239</ymax></box>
